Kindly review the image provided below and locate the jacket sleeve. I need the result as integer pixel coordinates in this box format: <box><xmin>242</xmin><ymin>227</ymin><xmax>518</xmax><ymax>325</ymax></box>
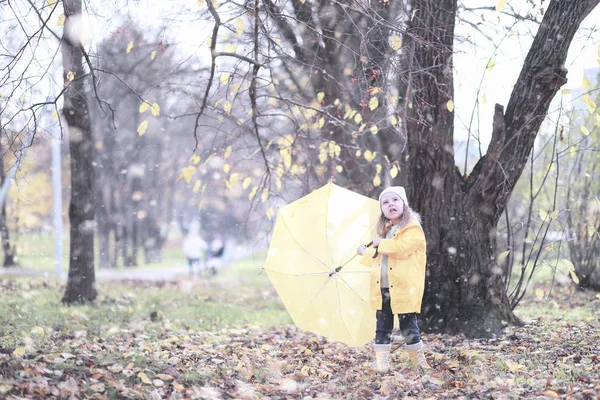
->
<box><xmin>376</xmin><ymin>225</ymin><xmax>425</xmax><ymax>259</ymax></box>
<box><xmin>360</xmin><ymin>247</ymin><xmax>377</xmax><ymax>267</ymax></box>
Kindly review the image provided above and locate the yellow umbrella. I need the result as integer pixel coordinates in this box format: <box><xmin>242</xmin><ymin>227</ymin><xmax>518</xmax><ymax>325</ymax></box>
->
<box><xmin>264</xmin><ymin>182</ymin><xmax>381</xmax><ymax>347</ymax></box>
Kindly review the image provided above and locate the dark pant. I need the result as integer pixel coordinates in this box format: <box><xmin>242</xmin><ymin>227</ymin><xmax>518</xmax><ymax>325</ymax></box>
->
<box><xmin>375</xmin><ymin>288</ymin><xmax>421</xmax><ymax>345</ymax></box>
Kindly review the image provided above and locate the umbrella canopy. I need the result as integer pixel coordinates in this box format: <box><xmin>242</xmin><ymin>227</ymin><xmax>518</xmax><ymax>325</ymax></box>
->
<box><xmin>264</xmin><ymin>182</ymin><xmax>381</xmax><ymax>347</ymax></box>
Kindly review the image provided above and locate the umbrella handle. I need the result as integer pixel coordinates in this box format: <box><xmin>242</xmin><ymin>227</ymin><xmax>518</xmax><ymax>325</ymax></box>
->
<box><xmin>364</xmin><ymin>241</ymin><xmax>379</xmax><ymax>259</ymax></box>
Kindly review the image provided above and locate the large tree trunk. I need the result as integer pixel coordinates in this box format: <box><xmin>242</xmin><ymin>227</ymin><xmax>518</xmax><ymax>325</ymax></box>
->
<box><xmin>405</xmin><ymin>0</ymin><xmax>599</xmax><ymax>336</ymax></box>
<box><xmin>61</xmin><ymin>0</ymin><xmax>97</xmax><ymax>304</ymax></box>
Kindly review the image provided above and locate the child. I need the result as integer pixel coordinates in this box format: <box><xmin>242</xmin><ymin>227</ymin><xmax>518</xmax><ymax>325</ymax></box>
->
<box><xmin>357</xmin><ymin>186</ymin><xmax>431</xmax><ymax>373</ymax></box>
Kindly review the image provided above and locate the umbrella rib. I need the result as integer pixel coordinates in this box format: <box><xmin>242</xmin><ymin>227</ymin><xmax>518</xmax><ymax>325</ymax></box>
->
<box><xmin>279</xmin><ymin>213</ymin><xmax>332</xmax><ymax>272</ymax></box>
<box><xmin>334</xmin><ymin>277</ymin><xmax>356</xmax><ymax>344</ymax></box>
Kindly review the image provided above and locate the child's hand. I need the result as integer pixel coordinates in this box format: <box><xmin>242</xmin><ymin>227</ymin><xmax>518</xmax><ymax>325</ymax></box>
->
<box><xmin>357</xmin><ymin>245</ymin><xmax>366</xmax><ymax>256</ymax></box>
<box><xmin>372</xmin><ymin>237</ymin><xmax>381</xmax><ymax>247</ymax></box>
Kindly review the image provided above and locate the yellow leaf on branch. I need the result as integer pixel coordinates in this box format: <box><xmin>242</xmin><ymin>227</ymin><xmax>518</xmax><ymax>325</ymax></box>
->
<box><xmin>193</xmin><ymin>180</ymin><xmax>201</xmax><ymax>193</ymax></box>
<box><xmin>249</xmin><ymin>186</ymin><xmax>258</xmax><ymax>200</ymax></box>
<box><xmin>486</xmin><ymin>60</ymin><xmax>496</xmax><ymax>72</ymax></box>
<box><xmin>266</xmin><ymin>207</ymin><xmax>274</xmax><ymax>220</ymax></box>
<box><xmin>126</xmin><ymin>40</ymin><xmax>134</xmax><ymax>54</ymax></box>
<box><xmin>57</xmin><ymin>14</ymin><xmax>65</xmax><ymax>26</ymax></box>
<box><xmin>178</xmin><ymin>166</ymin><xmax>196</xmax><ymax>183</ymax></box>
<box><xmin>137</xmin><ymin>120</ymin><xmax>149</xmax><ymax>136</ymax></box>
<box><xmin>151</xmin><ymin>50</ymin><xmax>157</xmax><ymax>60</ymax></box>
<box><xmin>391</xmin><ymin>35</ymin><xmax>402</xmax><ymax>51</ymax></box>
<box><xmin>496</xmin><ymin>0</ymin><xmax>507</xmax><ymax>12</ymax></box>
<box><xmin>139</xmin><ymin>102</ymin><xmax>149</xmax><ymax>114</ymax></box>
<box><xmin>581</xmin><ymin>125</ymin><xmax>590</xmax><ymax>136</ymax></box>
<box><xmin>368</xmin><ymin>97</ymin><xmax>379</xmax><ymax>111</ymax></box>
<box><xmin>446</xmin><ymin>100</ymin><xmax>455</xmax><ymax>112</ymax></box>
<box><xmin>236</xmin><ymin>19</ymin><xmax>245</xmax><ymax>34</ymax></box>
<box><xmin>390</xmin><ymin>165</ymin><xmax>399</xmax><ymax>178</ymax></box>
<box><xmin>261</xmin><ymin>188</ymin><xmax>269</xmax><ymax>203</ymax></box>
<box><xmin>373</xmin><ymin>175</ymin><xmax>381</xmax><ymax>187</ymax></box>
<box><xmin>151</xmin><ymin>103</ymin><xmax>160</xmax><ymax>117</ymax></box>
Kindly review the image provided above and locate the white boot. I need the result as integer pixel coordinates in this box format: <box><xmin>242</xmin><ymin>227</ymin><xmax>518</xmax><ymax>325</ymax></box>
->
<box><xmin>371</xmin><ymin>344</ymin><xmax>391</xmax><ymax>372</ymax></box>
<box><xmin>406</xmin><ymin>341</ymin><xmax>431</xmax><ymax>371</ymax></box>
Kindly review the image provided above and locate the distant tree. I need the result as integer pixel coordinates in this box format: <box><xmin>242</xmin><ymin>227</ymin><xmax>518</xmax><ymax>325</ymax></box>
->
<box><xmin>61</xmin><ymin>0</ymin><xmax>97</xmax><ymax>304</ymax></box>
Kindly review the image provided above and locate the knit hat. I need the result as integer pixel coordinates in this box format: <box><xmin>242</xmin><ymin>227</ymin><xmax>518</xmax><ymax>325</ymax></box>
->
<box><xmin>378</xmin><ymin>186</ymin><xmax>408</xmax><ymax>208</ymax></box>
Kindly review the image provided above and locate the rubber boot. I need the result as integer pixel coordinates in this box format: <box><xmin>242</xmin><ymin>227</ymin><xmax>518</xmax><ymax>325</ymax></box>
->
<box><xmin>371</xmin><ymin>344</ymin><xmax>391</xmax><ymax>372</ymax></box>
<box><xmin>406</xmin><ymin>341</ymin><xmax>431</xmax><ymax>371</ymax></box>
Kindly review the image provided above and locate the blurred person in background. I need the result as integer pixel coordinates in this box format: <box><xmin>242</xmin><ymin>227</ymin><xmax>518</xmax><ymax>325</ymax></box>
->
<box><xmin>182</xmin><ymin>220</ymin><xmax>207</xmax><ymax>276</ymax></box>
<box><xmin>206</xmin><ymin>233</ymin><xmax>226</xmax><ymax>276</ymax></box>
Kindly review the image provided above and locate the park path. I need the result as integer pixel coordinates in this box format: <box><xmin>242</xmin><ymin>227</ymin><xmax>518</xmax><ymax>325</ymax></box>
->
<box><xmin>0</xmin><ymin>265</ymin><xmax>192</xmax><ymax>281</ymax></box>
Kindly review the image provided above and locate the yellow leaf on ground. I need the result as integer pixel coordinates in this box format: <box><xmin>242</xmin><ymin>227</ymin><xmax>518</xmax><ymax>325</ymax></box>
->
<box><xmin>535</xmin><ymin>288</ymin><xmax>544</xmax><ymax>301</ymax></box>
<box><xmin>13</xmin><ymin>347</ymin><xmax>25</xmax><ymax>356</ymax></box>
<box><xmin>137</xmin><ymin>120</ymin><xmax>149</xmax><ymax>136</ymax></box>
<box><xmin>126</xmin><ymin>40</ymin><xmax>134</xmax><ymax>54</ymax></box>
<box><xmin>138</xmin><ymin>372</ymin><xmax>152</xmax><ymax>385</ymax></box>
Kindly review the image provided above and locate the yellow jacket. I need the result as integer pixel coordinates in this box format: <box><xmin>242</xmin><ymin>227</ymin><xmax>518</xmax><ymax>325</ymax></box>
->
<box><xmin>360</xmin><ymin>221</ymin><xmax>426</xmax><ymax>314</ymax></box>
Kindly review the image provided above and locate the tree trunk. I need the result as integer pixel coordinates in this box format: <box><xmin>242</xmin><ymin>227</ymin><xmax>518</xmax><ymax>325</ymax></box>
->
<box><xmin>61</xmin><ymin>0</ymin><xmax>97</xmax><ymax>304</ymax></box>
<box><xmin>0</xmin><ymin>140</ymin><xmax>16</xmax><ymax>268</ymax></box>
<box><xmin>404</xmin><ymin>0</ymin><xmax>599</xmax><ymax>337</ymax></box>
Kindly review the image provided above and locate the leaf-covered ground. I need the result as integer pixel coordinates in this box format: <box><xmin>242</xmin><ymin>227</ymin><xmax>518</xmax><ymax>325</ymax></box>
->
<box><xmin>1</xmin><ymin>278</ymin><xmax>599</xmax><ymax>399</ymax></box>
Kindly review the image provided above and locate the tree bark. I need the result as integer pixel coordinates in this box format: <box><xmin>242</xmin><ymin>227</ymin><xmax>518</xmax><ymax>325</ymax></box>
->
<box><xmin>0</xmin><ymin>141</ymin><xmax>16</xmax><ymax>268</ymax></box>
<box><xmin>406</xmin><ymin>0</ymin><xmax>599</xmax><ymax>336</ymax></box>
<box><xmin>61</xmin><ymin>0</ymin><xmax>97</xmax><ymax>304</ymax></box>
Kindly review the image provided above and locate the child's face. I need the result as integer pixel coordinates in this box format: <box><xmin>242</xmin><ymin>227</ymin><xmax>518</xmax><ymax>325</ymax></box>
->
<box><xmin>380</xmin><ymin>192</ymin><xmax>405</xmax><ymax>223</ymax></box>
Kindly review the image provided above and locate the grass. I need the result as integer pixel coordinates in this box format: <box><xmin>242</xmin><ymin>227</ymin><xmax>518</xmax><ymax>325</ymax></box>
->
<box><xmin>0</xmin><ymin>254</ymin><xmax>289</xmax><ymax>352</ymax></box>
